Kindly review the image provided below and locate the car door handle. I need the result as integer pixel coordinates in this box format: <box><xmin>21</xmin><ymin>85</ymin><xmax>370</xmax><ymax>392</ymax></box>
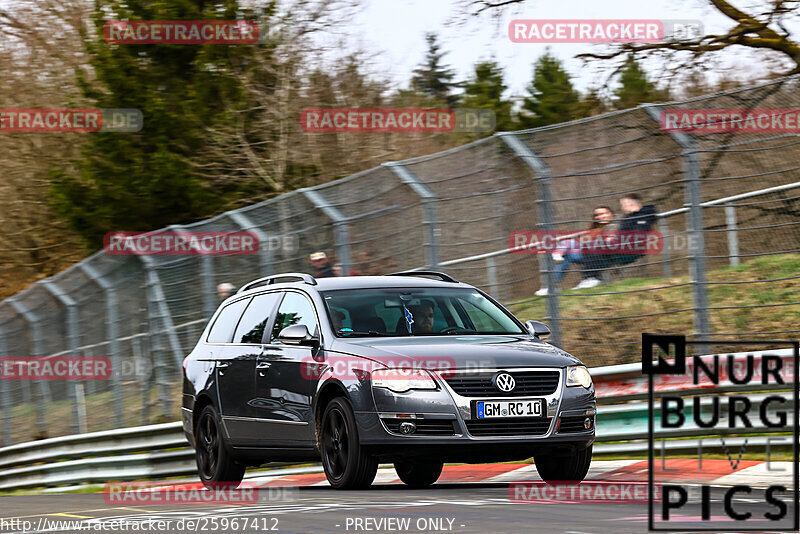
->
<box><xmin>257</xmin><ymin>361</ymin><xmax>271</xmax><ymax>376</ymax></box>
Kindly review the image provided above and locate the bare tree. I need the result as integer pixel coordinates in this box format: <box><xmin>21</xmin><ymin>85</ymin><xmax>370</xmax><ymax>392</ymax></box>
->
<box><xmin>201</xmin><ymin>0</ymin><xmax>471</xmax><ymax>210</ymax></box>
<box><xmin>460</xmin><ymin>1</ymin><xmax>800</xmax><ymax>75</ymax></box>
<box><xmin>0</xmin><ymin>0</ymin><xmax>92</xmax><ymax>297</ymax></box>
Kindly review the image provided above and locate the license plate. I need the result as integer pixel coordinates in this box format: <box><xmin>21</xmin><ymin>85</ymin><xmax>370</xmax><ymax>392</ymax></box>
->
<box><xmin>475</xmin><ymin>399</ymin><xmax>544</xmax><ymax>418</ymax></box>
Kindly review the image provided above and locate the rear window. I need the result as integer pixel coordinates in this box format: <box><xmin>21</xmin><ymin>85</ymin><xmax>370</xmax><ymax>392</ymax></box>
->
<box><xmin>207</xmin><ymin>298</ymin><xmax>249</xmax><ymax>343</ymax></box>
<box><xmin>233</xmin><ymin>292</ymin><xmax>280</xmax><ymax>344</ymax></box>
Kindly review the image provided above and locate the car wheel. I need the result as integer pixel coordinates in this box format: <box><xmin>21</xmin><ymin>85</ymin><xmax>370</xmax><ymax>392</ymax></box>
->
<box><xmin>195</xmin><ymin>405</ymin><xmax>246</xmax><ymax>489</ymax></box>
<box><xmin>534</xmin><ymin>445</ymin><xmax>592</xmax><ymax>484</ymax></box>
<box><xmin>394</xmin><ymin>459</ymin><xmax>443</xmax><ymax>488</ymax></box>
<box><xmin>320</xmin><ymin>397</ymin><xmax>378</xmax><ymax>489</ymax></box>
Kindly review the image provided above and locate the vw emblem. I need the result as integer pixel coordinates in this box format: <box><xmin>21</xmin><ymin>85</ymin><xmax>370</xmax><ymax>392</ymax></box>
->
<box><xmin>494</xmin><ymin>372</ymin><xmax>516</xmax><ymax>392</ymax></box>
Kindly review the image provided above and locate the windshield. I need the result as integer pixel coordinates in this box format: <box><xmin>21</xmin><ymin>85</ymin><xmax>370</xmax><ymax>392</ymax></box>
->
<box><xmin>321</xmin><ymin>287</ymin><xmax>526</xmax><ymax>337</ymax></box>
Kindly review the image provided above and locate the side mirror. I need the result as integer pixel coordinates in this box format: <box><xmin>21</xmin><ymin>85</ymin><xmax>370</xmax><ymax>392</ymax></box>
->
<box><xmin>525</xmin><ymin>320</ymin><xmax>550</xmax><ymax>338</ymax></box>
<box><xmin>278</xmin><ymin>324</ymin><xmax>318</xmax><ymax>346</ymax></box>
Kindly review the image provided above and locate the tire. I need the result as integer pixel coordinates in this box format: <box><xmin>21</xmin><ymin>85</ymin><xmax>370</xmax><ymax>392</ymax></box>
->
<box><xmin>534</xmin><ymin>445</ymin><xmax>592</xmax><ymax>484</ymax></box>
<box><xmin>320</xmin><ymin>397</ymin><xmax>378</xmax><ymax>489</ymax></box>
<box><xmin>195</xmin><ymin>405</ymin><xmax>246</xmax><ymax>489</ymax></box>
<box><xmin>394</xmin><ymin>459</ymin><xmax>443</xmax><ymax>488</ymax></box>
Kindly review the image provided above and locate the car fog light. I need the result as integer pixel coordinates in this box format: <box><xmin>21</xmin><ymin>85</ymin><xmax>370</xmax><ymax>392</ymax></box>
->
<box><xmin>399</xmin><ymin>422</ymin><xmax>416</xmax><ymax>434</ymax></box>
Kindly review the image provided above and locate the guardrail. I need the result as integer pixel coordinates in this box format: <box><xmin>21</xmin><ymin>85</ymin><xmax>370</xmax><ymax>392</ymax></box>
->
<box><xmin>0</xmin><ymin>348</ymin><xmax>794</xmax><ymax>490</ymax></box>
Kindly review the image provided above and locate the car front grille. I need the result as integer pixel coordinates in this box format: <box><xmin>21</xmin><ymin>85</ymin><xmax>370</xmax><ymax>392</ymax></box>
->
<box><xmin>382</xmin><ymin>418</ymin><xmax>456</xmax><ymax>436</ymax></box>
<box><xmin>444</xmin><ymin>370</ymin><xmax>560</xmax><ymax>397</ymax></box>
<box><xmin>465</xmin><ymin>417</ymin><xmax>551</xmax><ymax>437</ymax></box>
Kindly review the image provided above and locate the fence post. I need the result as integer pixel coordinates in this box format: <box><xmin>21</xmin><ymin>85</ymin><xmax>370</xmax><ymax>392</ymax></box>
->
<box><xmin>725</xmin><ymin>205</ymin><xmax>740</xmax><ymax>267</ymax></box>
<box><xmin>226</xmin><ymin>211</ymin><xmax>275</xmax><ymax>277</ymax></box>
<box><xmin>658</xmin><ymin>217</ymin><xmax>672</xmax><ymax>278</ymax></box>
<box><xmin>0</xmin><ymin>324</ymin><xmax>10</xmax><ymax>445</ymax></box>
<box><xmin>498</xmin><ymin>133</ymin><xmax>562</xmax><ymax>346</ymax></box>
<box><xmin>132</xmin><ymin>335</ymin><xmax>150</xmax><ymax>425</ymax></box>
<box><xmin>41</xmin><ymin>280</ymin><xmax>84</xmax><ymax>434</ymax></box>
<box><xmin>201</xmin><ymin>255</ymin><xmax>216</xmax><ymax>318</ymax></box>
<box><xmin>139</xmin><ymin>256</ymin><xmax>182</xmax><ymax>421</ymax></box>
<box><xmin>166</xmin><ymin>225</ymin><xmax>217</xmax><ymax>319</ymax></box>
<box><xmin>302</xmin><ymin>189</ymin><xmax>352</xmax><ymax>273</ymax></box>
<box><xmin>7</xmin><ymin>297</ymin><xmax>48</xmax><ymax>436</ymax></box>
<box><xmin>384</xmin><ymin>163</ymin><xmax>440</xmax><ymax>269</ymax></box>
<box><xmin>643</xmin><ymin>105</ymin><xmax>712</xmax><ymax>351</ymax></box>
<box><xmin>486</xmin><ymin>256</ymin><xmax>499</xmax><ymax>294</ymax></box>
<box><xmin>139</xmin><ymin>256</ymin><xmax>184</xmax><ymax>367</ymax></box>
<box><xmin>78</xmin><ymin>262</ymin><xmax>124</xmax><ymax>428</ymax></box>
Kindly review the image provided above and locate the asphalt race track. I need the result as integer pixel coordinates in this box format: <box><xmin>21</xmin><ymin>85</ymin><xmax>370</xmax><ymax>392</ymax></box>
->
<box><xmin>0</xmin><ymin>482</ymin><xmax>794</xmax><ymax>534</ymax></box>
<box><xmin>0</xmin><ymin>484</ymin><xmax>713</xmax><ymax>534</ymax></box>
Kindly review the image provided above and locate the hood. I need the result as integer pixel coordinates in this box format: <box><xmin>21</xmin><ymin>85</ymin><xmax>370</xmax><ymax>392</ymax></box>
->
<box><xmin>329</xmin><ymin>335</ymin><xmax>583</xmax><ymax>369</ymax></box>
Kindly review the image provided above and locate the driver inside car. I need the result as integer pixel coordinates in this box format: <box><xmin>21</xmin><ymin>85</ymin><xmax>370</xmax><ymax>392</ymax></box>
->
<box><xmin>408</xmin><ymin>300</ymin><xmax>434</xmax><ymax>334</ymax></box>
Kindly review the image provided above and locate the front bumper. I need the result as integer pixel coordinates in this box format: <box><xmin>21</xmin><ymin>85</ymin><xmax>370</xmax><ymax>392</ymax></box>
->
<box><xmin>357</xmin><ymin>367</ymin><xmax>596</xmax><ymax>450</ymax></box>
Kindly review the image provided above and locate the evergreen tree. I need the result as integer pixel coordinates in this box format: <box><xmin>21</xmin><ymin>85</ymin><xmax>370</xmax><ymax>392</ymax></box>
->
<box><xmin>461</xmin><ymin>59</ymin><xmax>516</xmax><ymax>131</ymax></box>
<box><xmin>613</xmin><ymin>57</ymin><xmax>669</xmax><ymax>109</ymax></box>
<box><xmin>50</xmin><ymin>0</ymin><xmax>265</xmax><ymax>247</ymax></box>
<box><xmin>573</xmin><ymin>87</ymin><xmax>609</xmax><ymax>119</ymax></box>
<box><xmin>410</xmin><ymin>33</ymin><xmax>458</xmax><ymax>106</ymax></box>
<box><xmin>519</xmin><ymin>51</ymin><xmax>579</xmax><ymax>128</ymax></box>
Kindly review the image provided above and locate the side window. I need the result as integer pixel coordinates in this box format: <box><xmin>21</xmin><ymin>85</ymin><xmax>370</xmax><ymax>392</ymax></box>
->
<box><xmin>270</xmin><ymin>292</ymin><xmax>318</xmax><ymax>343</ymax></box>
<box><xmin>207</xmin><ymin>298</ymin><xmax>250</xmax><ymax>343</ymax></box>
<box><xmin>233</xmin><ymin>293</ymin><xmax>280</xmax><ymax>344</ymax></box>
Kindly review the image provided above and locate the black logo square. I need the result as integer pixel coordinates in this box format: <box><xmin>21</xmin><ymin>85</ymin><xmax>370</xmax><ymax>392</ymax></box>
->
<box><xmin>642</xmin><ymin>333</ymin><xmax>686</xmax><ymax>375</ymax></box>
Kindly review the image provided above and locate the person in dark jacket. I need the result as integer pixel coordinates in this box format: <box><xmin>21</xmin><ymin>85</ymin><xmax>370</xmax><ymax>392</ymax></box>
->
<box><xmin>309</xmin><ymin>251</ymin><xmax>336</xmax><ymax>278</ymax></box>
<box><xmin>574</xmin><ymin>193</ymin><xmax>658</xmax><ymax>288</ymax></box>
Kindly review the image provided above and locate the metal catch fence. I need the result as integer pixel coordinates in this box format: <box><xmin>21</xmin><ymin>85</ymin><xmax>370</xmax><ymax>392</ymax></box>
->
<box><xmin>1</xmin><ymin>77</ymin><xmax>799</xmax><ymax>445</ymax></box>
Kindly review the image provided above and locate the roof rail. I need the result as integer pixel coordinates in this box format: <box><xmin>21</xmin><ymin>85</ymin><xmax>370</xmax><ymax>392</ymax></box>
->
<box><xmin>237</xmin><ymin>273</ymin><xmax>317</xmax><ymax>294</ymax></box>
<box><xmin>384</xmin><ymin>271</ymin><xmax>459</xmax><ymax>283</ymax></box>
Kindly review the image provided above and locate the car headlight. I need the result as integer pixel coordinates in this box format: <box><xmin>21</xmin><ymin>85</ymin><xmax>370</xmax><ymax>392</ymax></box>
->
<box><xmin>566</xmin><ymin>365</ymin><xmax>592</xmax><ymax>388</ymax></box>
<box><xmin>372</xmin><ymin>368</ymin><xmax>437</xmax><ymax>393</ymax></box>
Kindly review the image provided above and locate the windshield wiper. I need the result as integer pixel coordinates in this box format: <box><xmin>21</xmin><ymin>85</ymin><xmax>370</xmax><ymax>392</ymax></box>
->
<box><xmin>337</xmin><ymin>330</ymin><xmax>396</xmax><ymax>337</ymax></box>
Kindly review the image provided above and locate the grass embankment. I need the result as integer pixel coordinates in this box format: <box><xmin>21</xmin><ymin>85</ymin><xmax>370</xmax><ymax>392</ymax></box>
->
<box><xmin>508</xmin><ymin>253</ymin><xmax>800</xmax><ymax>367</ymax></box>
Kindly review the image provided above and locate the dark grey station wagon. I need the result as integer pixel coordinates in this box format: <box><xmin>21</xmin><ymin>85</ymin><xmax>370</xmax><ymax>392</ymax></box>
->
<box><xmin>182</xmin><ymin>271</ymin><xmax>595</xmax><ymax>489</ymax></box>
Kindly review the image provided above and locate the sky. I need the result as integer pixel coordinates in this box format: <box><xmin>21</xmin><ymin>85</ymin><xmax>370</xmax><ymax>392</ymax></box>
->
<box><xmin>1</xmin><ymin>0</ymin><xmax>796</xmax><ymax>98</ymax></box>
<box><xmin>342</xmin><ymin>0</ymin><xmax>798</xmax><ymax>98</ymax></box>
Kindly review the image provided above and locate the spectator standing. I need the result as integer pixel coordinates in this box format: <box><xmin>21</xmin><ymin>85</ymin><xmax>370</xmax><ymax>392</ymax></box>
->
<box><xmin>309</xmin><ymin>251</ymin><xmax>336</xmax><ymax>278</ymax></box>
<box><xmin>217</xmin><ymin>282</ymin><xmax>236</xmax><ymax>301</ymax></box>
